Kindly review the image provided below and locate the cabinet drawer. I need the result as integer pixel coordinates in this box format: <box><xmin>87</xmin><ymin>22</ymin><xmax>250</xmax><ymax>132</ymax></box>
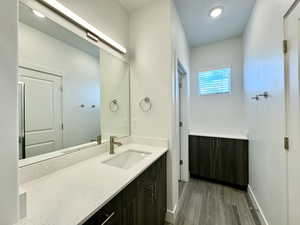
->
<box><xmin>84</xmin><ymin>195</ymin><xmax>122</xmax><ymax>225</ymax></box>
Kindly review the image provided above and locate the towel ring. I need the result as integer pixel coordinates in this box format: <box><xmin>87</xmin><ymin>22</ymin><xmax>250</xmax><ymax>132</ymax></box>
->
<box><xmin>109</xmin><ymin>99</ymin><xmax>119</xmax><ymax>112</ymax></box>
<box><xmin>139</xmin><ymin>97</ymin><xmax>152</xmax><ymax>112</ymax></box>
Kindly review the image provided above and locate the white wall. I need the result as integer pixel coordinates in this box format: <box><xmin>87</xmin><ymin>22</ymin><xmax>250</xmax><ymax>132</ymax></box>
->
<box><xmin>129</xmin><ymin>0</ymin><xmax>176</xmax><ymax>214</ymax></box>
<box><xmin>100</xmin><ymin>50</ymin><xmax>130</xmax><ymax>139</ymax></box>
<box><xmin>60</xmin><ymin>0</ymin><xmax>129</xmax><ymax>49</ymax></box>
<box><xmin>170</xmin><ymin>0</ymin><xmax>191</xmax><ymax>184</ymax></box>
<box><xmin>0</xmin><ymin>0</ymin><xmax>18</xmax><ymax>224</ymax></box>
<box><xmin>129</xmin><ymin>0</ymin><xmax>190</xmax><ymax>221</ymax></box>
<box><xmin>19</xmin><ymin>23</ymin><xmax>101</xmax><ymax>149</ymax></box>
<box><xmin>243</xmin><ymin>0</ymin><xmax>293</xmax><ymax>225</ymax></box>
<box><xmin>190</xmin><ymin>37</ymin><xmax>246</xmax><ymax>137</ymax></box>
<box><xmin>129</xmin><ymin>0</ymin><xmax>172</xmax><ymax>139</ymax></box>
<box><xmin>171</xmin><ymin>1</ymin><xmax>190</xmax><ymax>71</ymax></box>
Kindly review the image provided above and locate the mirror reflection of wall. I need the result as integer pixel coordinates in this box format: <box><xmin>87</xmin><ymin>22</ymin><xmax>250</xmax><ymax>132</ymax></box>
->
<box><xmin>100</xmin><ymin>51</ymin><xmax>130</xmax><ymax>139</ymax></box>
<box><xmin>18</xmin><ymin>3</ymin><xmax>101</xmax><ymax>159</ymax></box>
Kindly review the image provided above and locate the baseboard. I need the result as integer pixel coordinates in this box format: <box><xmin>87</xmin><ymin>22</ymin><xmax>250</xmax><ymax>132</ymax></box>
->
<box><xmin>248</xmin><ymin>185</ymin><xmax>270</xmax><ymax>225</ymax></box>
<box><xmin>165</xmin><ymin>204</ymin><xmax>177</xmax><ymax>224</ymax></box>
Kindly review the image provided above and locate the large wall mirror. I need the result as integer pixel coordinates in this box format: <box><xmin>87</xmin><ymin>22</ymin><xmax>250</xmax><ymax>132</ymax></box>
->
<box><xmin>18</xmin><ymin>2</ymin><xmax>130</xmax><ymax>162</ymax></box>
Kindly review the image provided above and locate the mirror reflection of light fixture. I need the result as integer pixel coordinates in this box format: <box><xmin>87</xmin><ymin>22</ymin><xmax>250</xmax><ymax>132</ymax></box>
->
<box><xmin>209</xmin><ymin>7</ymin><xmax>223</xmax><ymax>19</ymax></box>
<box><xmin>38</xmin><ymin>0</ymin><xmax>127</xmax><ymax>54</ymax></box>
<box><xmin>87</xmin><ymin>32</ymin><xmax>99</xmax><ymax>43</ymax></box>
<box><xmin>32</xmin><ymin>9</ymin><xmax>45</xmax><ymax>18</ymax></box>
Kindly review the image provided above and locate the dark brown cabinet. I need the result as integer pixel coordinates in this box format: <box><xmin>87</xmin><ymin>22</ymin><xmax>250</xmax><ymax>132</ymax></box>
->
<box><xmin>84</xmin><ymin>195</ymin><xmax>122</xmax><ymax>225</ymax></box>
<box><xmin>137</xmin><ymin>156</ymin><xmax>167</xmax><ymax>225</ymax></box>
<box><xmin>137</xmin><ymin>163</ymin><xmax>159</xmax><ymax>225</ymax></box>
<box><xmin>122</xmin><ymin>180</ymin><xmax>138</xmax><ymax>225</ymax></box>
<box><xmin>157</xmin><ymin>154</ymin><xmax>167</xmax><ymax>225</ymax></box>
<box><xmin>189</xmin><ymin>136</ymin><xmax>214</xmax><ymax>178</ymax></box>
<box><xmin>83</xmin><ymin>154</ymin><xmax>167</xmax><ymax>225</ymax></box>
<box><xmin>189</xmin><ymin>135</ymin><xmax>248</xmax><ymax>189</ymax></box>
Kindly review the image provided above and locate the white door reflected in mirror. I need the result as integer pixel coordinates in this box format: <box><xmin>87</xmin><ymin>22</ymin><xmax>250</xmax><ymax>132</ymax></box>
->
<box><xmin>20</xmin><ymin>68</ymin><xmax>63</xmax><ymax>158</ymax></box>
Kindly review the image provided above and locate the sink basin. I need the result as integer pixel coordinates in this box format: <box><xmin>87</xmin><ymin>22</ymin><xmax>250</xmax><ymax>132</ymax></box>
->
<box><xmin>103</xmin><ymin>150</ymin><xmax>151</xmax><ymax>169</ymax></box>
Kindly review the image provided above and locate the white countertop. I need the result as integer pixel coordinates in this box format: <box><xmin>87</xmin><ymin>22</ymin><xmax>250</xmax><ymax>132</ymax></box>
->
<box><xmin>189</xmin><ymin>132</ymin><xmax>248</xmax><ymax>140</ymax></box>
<box><xmin>16</xmin><ymin>143</ymin><xmax>168</xmax><ymax>225</ymax></box>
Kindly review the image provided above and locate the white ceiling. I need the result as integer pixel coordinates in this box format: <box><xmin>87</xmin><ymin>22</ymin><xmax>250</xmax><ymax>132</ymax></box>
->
<box><xmin>118</xmin><ymin>0</ymin><xmax>153</xmax><ymax>12</ymax></box>
<box><xmin>174</xmin><ymin>0</ymin><xmax>256</xmax><ymax>47</ymax></box>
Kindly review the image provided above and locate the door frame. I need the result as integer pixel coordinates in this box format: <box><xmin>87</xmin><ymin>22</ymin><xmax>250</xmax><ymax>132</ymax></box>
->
<box><xmin>177</xmin><ymin>61</ymin><xmax>187</xmax><ymax>181</ymax></box>
<box><xmin>283</xmin><ymin>2</ymin><xmax>300</xmax><ymax>225</ymax></box>
<box><xmin>171</xmin><ymin>56</ymin><xmax>189</xmax><ymax>183</ymax></box>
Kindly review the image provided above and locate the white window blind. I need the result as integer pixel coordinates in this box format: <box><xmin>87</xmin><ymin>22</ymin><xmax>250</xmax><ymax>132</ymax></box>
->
<box><xmin>198</xmin><ymin>67</ymin><xmax>231</xmax><ymax>95</ymax></box>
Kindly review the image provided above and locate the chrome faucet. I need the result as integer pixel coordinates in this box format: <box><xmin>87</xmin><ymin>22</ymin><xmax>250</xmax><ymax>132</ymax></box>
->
<box><xmin>97</xmin><ymin>135</ymin><xmax>102</xmax><ymax>145</ymax></box>
<box><xmin>91</xmin><ymin>135</ymin><xmax>102</xmax><ymax>145</ymax></box>
<box><xmin>110</xmin><ymin>136</ymin><xmax>122</xmax><ymax>154</ymax></box>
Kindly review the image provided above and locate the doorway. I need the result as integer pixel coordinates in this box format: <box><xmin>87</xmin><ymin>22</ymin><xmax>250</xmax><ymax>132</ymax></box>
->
<box><xmin>177</xmin><ymin>61</ymin><xmax>187</xmax><ymax>199</ymax></box>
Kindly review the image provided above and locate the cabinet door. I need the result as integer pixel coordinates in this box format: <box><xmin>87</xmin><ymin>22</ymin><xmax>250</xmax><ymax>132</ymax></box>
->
<box><xmin>214</xmin><ymin>138</ymin><xmax>249</xmax><ymax>187</ymax></box>
<box><xmin>84</xmin><ymin>195</ymin><xmax>122</xmax><ymax>225</ymax></box>
<box><xmin>156</xmin><ymin>155</ymin><xmax>167</xmax><ymax>225</ymax></box>
<box><xmin>189</xmin><ymin>136</ymin><xmax>213</xmax><ymax>178</ymax></box>
<box><xmin>137</xmin><ymin>162</ymin><xmax>159</xmax><ymax>225</ymax></box>
<box><xmin>122</xmin><ymin>180</ymin><xmax>138</xmax><ymax>225</ymax></box>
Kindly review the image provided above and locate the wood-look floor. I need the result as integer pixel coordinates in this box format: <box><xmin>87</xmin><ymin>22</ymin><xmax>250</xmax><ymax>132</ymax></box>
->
<box><xmin>179</xmin><ymin>181</ymin><xmax>186</xmax><ymax>199</ymax></box>
<box><xmin>168</xmin><ymin>179</ymin><xmax>261</xmax><ymax>225</ymax></box>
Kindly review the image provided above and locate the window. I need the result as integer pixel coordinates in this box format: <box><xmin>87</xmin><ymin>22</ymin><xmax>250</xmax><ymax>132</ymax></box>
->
<box><xmin>198</xmin><ymin>67</ymin><xmax>231</xmax><ymax>95</ymax></box>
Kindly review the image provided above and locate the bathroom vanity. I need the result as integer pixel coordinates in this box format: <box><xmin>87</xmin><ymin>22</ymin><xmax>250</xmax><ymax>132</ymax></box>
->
<box><xmin>83</xmin><ymin>152</ymin><xmax>166</xmax><ymax>225</ymax></box>
<box><xmin>17</xmin><ymin>140</ymin><xmax>168</xmax><ymax>225</ymax></box>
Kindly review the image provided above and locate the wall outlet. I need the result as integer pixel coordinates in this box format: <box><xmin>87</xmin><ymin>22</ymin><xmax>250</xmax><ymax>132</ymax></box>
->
<box><xmin>19</xmin><ymin>188</ymin><xmax>27</xmax><ymax>219</ymax></box>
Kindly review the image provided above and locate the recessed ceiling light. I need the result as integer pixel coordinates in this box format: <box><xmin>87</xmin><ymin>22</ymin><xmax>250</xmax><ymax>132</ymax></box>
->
<box><xmin>209</xmin><ymin>7</ymin><xmax>223</xmax><ymax>19</ymax></box>
<box><xmin>32</xmin><ymin>9</ymin><xmax>45</xmax><ymax>18</ymax></box>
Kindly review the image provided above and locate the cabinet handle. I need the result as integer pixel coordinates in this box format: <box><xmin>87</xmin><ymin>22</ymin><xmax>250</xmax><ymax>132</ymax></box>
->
<box><xmin>145</xmin><ymin>185</ymin><xmax>155</xmax><ymax>204</ymax></box>
<box><xmin>101</xmin><ymin>212</ymin><xmax>115</xmax><ymax>225</ymax></box>
<box><xmin>151</xmin><ymin>185</ymin><xmax>155</xmax><ymax>203</ymax></box>
<box><xmin>153</xmin><ymin>183</ymin><xmax>157</xmax><ymax>200</ymax></box>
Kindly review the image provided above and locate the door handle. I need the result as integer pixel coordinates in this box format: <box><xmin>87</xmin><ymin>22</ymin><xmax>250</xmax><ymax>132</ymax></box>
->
<box><xmin>258</xmin><ymin>92</ymin><xmax>269</xmax><ymax>98</ymax></box>
<box><xmin>18</xmin><ymin>82</ymin><xmax>26</xmax><ymax>159</ymax></box>
<box><xmin>101</xmin><ymin>212</ymin><xmax>115</xmax><ymax>225</ymax></box>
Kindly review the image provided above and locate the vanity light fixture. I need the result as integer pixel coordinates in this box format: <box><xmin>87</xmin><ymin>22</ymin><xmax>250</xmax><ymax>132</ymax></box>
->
<box><xmin>33</xmin><ymin>9</ymin><xmax>45</xmax><ymax>18</ymax></box>
<box><xmin>209</xmin><ymin>7</ymin><xmax>223</xmax><ymax>19</ymax></box>
<box><xmin>86</xmin><ymin>32</ymin><xmax>99</xmax><ymax>43</ymax></box>
<box><xmin>37</xmin><ymin>0</ymin><xmax>127</xmax><ymax>54</ymax></box>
